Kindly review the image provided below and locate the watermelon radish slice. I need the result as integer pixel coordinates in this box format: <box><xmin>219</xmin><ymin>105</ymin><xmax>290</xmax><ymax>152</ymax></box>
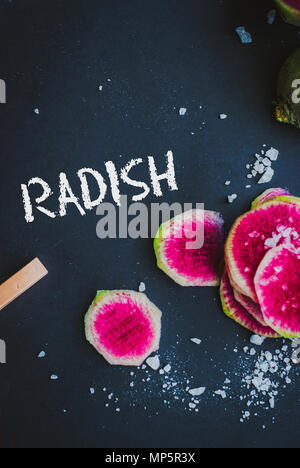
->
<box><xmin>154</xmin><ymin>209</ymin><xmax>224</xmax><ymax>287</ymax></box>
<box><xmin>255</xmin><ymin>245</ymin><xmax>300</xmax><ymax>338</ymax></box>
<box><xmin>226</xmin><ymin>200</ymin><xmax>300</xmax><ymax>302</ymax></box>
<box><xmin>233</xmin><ymin>290</ymin><xmax>268</xmax><ymax>327</ymax></box>
<box><xmin>251</xmin><ymin>188</ymin><xmax>290</xmax><ymax>210</ymax></box>
<box><xmin>220</xmin><ymin>272</ymin><xmax>280</xmax><ymax>337</ymax></box>
<box><xmin>85</xmin><ymin>290</ymin><xmax>162</xmax><ymax>366</ymax></box>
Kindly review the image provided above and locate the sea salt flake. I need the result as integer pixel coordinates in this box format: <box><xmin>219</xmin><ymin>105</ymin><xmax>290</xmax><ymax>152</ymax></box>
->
<box><xmin>258</xmin><ymin>167</ymin><xmax>274</xmax><ymax>184</ymax></box>
<box><xmin>90</xmin><ymin>388</ymin><xmax>95</xmax><ymax>394</ymax></box>
<box><xmin>220</xmin><ymin>114</ymin><xmax>228</xmax><ymax>120</ymax></box>
<box><xmin>146</xmin><ymin>356</ymin><xmax>160</xmax><ymax>371</ymax></box>
<box><xmin>267</xmin><ymin>9</ymin><xmax>276</xmax><ymax>25</ymax></box>
<box><xmin>262</xmin><ymin>158</ymin><xmax>272</xmax><ymax>167</ymax></box>
<box><xmin>138</xmin><ymin>282</ymin><xmax>146</xmax><ymax>292</ymax></box>
<box><xmin>189</xmin><ymin>387</ymin><xmax>206</xmax><ymax>397</ymax></box>
<box><xmin>266</xmin><ymin>148</ymin><xmax>279</xmax><ymax>161</ymax></box>
<box><xmin>38</xmin><ymin>351</ymin><xmax>46</xmax><ymax>358</ymax></box>
<box><xmin>179</xmin><ymin>108</ymin><xmax>187</xmax><ymax>116</ymax></box>
<box><xmin>236</xmin><ymin>27</ymin><xmax>253</xmax><ymax>44</ymax></box>
<box><xmin>228</xmin><ymin>194</ymin><xmax>237</xmax><ymax>204</ymax></box>
<box><xmin>50</xmin><ymin>375</ymin><xmax>58</xmax><ymax>380</ymax></box>
<box><xmin>250</xmin><ymin>335</ymin><xmax>266</xmax><ymax>346</ymax></box>
<box><xmin>215</xmin><ymin>390</ymin><xmax>227</xmax><ymax>399</ymax></box>
<box><xmin>190</xmin><ymin>338</ymin><xmax>201</xmax><ymax>345</ymax></box>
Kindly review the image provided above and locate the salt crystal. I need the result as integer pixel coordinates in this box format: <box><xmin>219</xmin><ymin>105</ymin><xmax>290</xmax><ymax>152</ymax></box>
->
<box><xmin>34</xmin><ymin>108</ymin><xmax>40</xmax><ymax>115</ymax></box>
<box><xmin>250</xmin><ymin>335</ymin><xmax>266</xmax><ymax>346</ymax></box>
<box><xmin>267</xmin><ymin>9</ymin><xmax>276</xmax><ymax>25</ymax></box>
<box><xmin>189</xmin><ymin>387</ymin><xmax>206</xmax><ymax>397</ymax></box>
<box><xmin>262</xmin><ymin>158</ymin><xmax>272</xmax><ymax>167</ymax></box>
<box><xmin>190</xmin><ymin>338</ymin><xmax>201</xmax><ymax>345</ymax></box>
<box><xmin>225</xmin><ymin>181</ymin><xmax>231</xmax><ymax>186</ymax></box>
<box><xmin>220</xmin><ymin>114</ymin><xmax>228</xmax><ymax>120</ymax></box>
<box><xmin>90</xmin><ymin>388</ymin><xmax>95</xmax><ymax>395</ymax></box>
<box><xmin>258</xmin><ymin>167</ymin><xmax>274</xmax><ymax>184</ymax></box>
<box><xmin>235</xmin><ymin>27</ymin><xmax>253</xmax><ymax>44</ymax></box>
<box><xmin>179</xmin><ymin>108</ymin><xmax>187</xmax><ymax>116</ymax></box>
<box><xmin>164</xmin><ymin>364</ymin><xmax>171</xmax><ymax>373</ymax></box>
<box><xmin>215</xmin><ymin>390</ymin><xmax>227</xmax><ymax>399</ymax></box>
<box><xmin>50</xmin><ymin>374</ymin><xmax>58</xmax><ymax>380</ymax></box>
<box><xmin>265</xmin><ymin>351</ymin><xmax>273</xmax><ymax>361</ymax></box>
<box><xmin>139</xmin><ymin>282</ymin><xmax>146</xmax><ymax>293</ymax></box>
<box><xmin>38</xmin><ymin>351</ymin><xmax>46</xmax><ymax>358</ymax></box>
<box><xmin>266</xmin><ymin>148</ymin><xmax>279</xmax><ymax>161</ymax></box>
<box><xmin>228</xmin><ymin>194</ymin><xmax>237</xmax><ymax>204</ymax></box>
<box><xmin>146</xmin><ymin>355</ymin><xmax>160</xmax><ymax>371</ymax></box>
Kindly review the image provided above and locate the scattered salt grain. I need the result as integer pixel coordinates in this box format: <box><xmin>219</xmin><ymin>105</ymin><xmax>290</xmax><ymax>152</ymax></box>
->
<box><xmin>34</xmin><ymin>108</ymin><xmax>40</xmax><ymax>115</ymax></box>
<box><xmin>267</xmin><ymin>9</ymin><xmax>276</xmax><ymax>25</ymax></box>
<box><xmin>262</xmin><ymin>158</ymin><xmax>272</xmax><ymax>167</ymax></box>
<box><xmin>215</xmin><ymin>390</ymin><xmax>227</xmax><ymax>399</ymax></box>
<box><xmin>164</xmin><ymin>364</ymin><xmax>171</xmax><ymax>373</ymax></box>
<box><xmin>225</xmin><ymin>181</ymin><xmax>231</xmax><ymax>186</ymax></box>
<box><xmin>220</xmin><ymin>114</ymin><xmax>228</xmax><ymax>120</ymax></box>
<box><xmin>250</xmin><ymin>335</ymin><xmax>266</xmax><ymax>346</ymax></box>
<box><xmin>38</xmin><ymin>351</ymin><xmax>46</xmax><ymax>358</ymax></box>
<box><xmin>179</xmin><ymin>108</ymin><xmax>187</xmax><ymax>116</ymax></box>
<box><xmin>98</xmin><ymin>85</ymin><xmax>103</xmax><ymax>91</ymax></box>
<box><xmin>235</xmin><ymin>27</ymin><xmax>253</xmax><ymax>44</ymax></box>
<box><xmin>190</xmin><ymin>338</ymin><xmax>201</xmax><ymax>345</ymax></box>
<box><xmin>146</xmin><ymin>355</ymin><xmax>160</xmax><ymax>371</ymax></box>
<box><xmin>258</xmin><ymin>167</ymin><xmax>274</xmax><ymax>184</ymax></box>
<box><xmin>50</xmin><ymin>375</ymin><xmax>58</xmax><ymax>380</ymax></box>
<box><xmin>189</xmin><ymin>387</ymin><xmax>206</xmax><ymax>397</ymax></box>
<box><xmin>228</xmin><ymin>194</ymin><xmax>238</xmax><ymax>204</ymax></box>
<box><xmin>139</xmin><ymin>282</ymin><xmax>146</xmax><ymax>293</ymax></box>
<box><xmin>266</xmin><ymin>147</ymin><xmax>279</xmax><ymax>161</ymax></box>
<box><xmin>90</xmin><ymin>388</ymin><xmax>95</xmax><ymax>395</ymax></box>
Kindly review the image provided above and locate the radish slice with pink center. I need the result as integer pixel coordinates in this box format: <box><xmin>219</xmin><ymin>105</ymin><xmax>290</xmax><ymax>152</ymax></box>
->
<box><xmin>85</xmin><ymin>290</ymin><xmax>162</xmax><ymax>366</ymax></box>
<box><xmin>154</xmin><ymin>209</ymin><xmax>224</xmax><ymax>287</ymax></box>
<box><xmin>255</xmin><ymin>245</ymin><xmax>300</xmax><ymax>338</ymax></box>
<box><xmin>220</xmin><ymin>272</ymin><xmax>280</xmax><ymax>338</ymax></box>
<box><xmin>226</xmin><ymin>200</ymin><xmax>300</xmax><ymax>302</ymax></box>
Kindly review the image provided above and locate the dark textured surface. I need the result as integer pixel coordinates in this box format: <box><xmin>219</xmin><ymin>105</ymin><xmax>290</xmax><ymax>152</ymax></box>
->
<box><xmin>0</xmin><ymin>0</ymin><xmax>299</xmax><ymax>448</ymax></box>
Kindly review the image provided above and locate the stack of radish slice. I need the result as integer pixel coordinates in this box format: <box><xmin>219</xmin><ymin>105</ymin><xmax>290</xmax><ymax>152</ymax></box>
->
<box><xmin>224</xmin><ymin>189</ymin><xmax>300</xmax><ymax>338</ymax></box>
<box><xmin>154</xmin><ymin>188</ymin><xmax>300</xmax><ymax>339</ymax></box>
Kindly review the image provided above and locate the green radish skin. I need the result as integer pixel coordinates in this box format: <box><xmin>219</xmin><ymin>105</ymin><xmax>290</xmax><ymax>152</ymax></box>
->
<box><xmin>276</xmin><ymin>48</ymin><xmax>300</xmax><ymax>129</ymax></box>
<box><xmin>275</xmin><ymin>0</ymin><xmax>300</xmax><ymax>26</ymax></box>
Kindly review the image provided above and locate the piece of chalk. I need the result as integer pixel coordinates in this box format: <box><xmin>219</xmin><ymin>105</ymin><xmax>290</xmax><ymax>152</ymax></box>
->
<box><xmin>0</xmin><ymin>258</ymin><xmax>48</xmax><ymax>311</ymax></box>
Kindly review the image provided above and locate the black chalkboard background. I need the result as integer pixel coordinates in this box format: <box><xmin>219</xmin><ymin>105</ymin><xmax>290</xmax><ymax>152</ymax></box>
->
<box><xmin>0</xmin><ymin>0</ymin><xmax>299</xmax><ymax>449</ymax></box>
